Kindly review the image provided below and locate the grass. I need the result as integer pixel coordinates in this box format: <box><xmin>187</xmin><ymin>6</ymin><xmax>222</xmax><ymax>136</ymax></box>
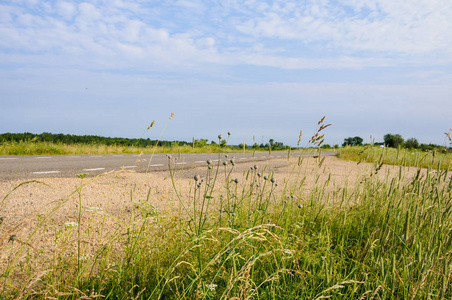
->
<box><xmin>0</xmin><ymin>140</ymin><xmax>310</xmax><ymax>156</ymax></box>
<box><xmin>339</xmin><ymin>145</ymin><xmax>452</xmax><ymax>171</ymax></box>
<box><xmin>0</xmin><ymin>140</ymin><xmax>246</xmax><ymax>155</ymax></box>
<box><xmin>1</xmin><ymin>120</ymin><xmax>451</xmax><ymax>299</ymax></box>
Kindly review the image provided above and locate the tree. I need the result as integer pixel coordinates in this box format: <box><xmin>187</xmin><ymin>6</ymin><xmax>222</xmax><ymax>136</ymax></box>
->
<box><xmin>193</xmin><ymin>138</ymin><xmax>208</xmax><ymax>147</ymax></box>
<box><xmin>404</xmin><ymin>138</ymin><xmax>419</xmax><ymax>149</ymax></box>
<box><xmin>384</xmin><ymin>134</ymin><xmax>404</xmax><ymax>148</ymax></box>
<box><xmin>342</xmin><ymin>136</ymin><xmax>363</xmax><ymax>147</ymax></box>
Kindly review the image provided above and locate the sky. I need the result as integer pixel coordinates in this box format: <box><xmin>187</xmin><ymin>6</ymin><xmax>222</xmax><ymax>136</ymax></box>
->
<box><xmin>1</xmin><ymin>0</ymin><xmax>451</xmax><ymax>147</ymax></box>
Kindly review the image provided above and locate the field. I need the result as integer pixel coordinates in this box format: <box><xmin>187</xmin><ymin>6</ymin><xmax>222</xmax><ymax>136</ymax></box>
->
<box><xmin>1</xmin><ymin>145</ymin><xmax>451</xmax><ymax>299</ymax></box>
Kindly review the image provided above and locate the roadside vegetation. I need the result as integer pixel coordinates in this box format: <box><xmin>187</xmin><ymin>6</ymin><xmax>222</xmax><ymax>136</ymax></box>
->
<box><xmin>340</xmin><ymin>130</ymin><xmax>452</xmax><ymax>170</ymax></box>
<box><xmin>1</xmin><ymin>119</ymin><xmax>451</xmax><ymax>299</ymax></box>
<box><xmin>339</xmin><ymin>146</ymin><xmax>452</xmax><ymax>170</ymax></box>
<box><xmin>0</xmin><ymin>132</ymin><xmax>292</xmax><ymax>156</ymax></box>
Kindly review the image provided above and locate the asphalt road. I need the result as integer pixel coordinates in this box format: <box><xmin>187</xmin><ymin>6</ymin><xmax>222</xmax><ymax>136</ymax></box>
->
<box><xmin>0</xmin><ymin>151</ymin><xmax>338</xmax><ymax>181</ymax></box>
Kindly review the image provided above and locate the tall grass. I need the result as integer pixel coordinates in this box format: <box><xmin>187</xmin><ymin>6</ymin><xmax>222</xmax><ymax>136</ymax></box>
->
<box><xmin>0</xmin><ymin>140</ymin><xmax>293</xmax><ymax>156</ymax></box>
<box><xmin>0</xmin><ymin>140</ymin><xmax>243</xmax><ymax>155</ymax></box>
<box><xmin>339</xmin><ymin>145</ymin><xmax>452</xmax><ymax>171</ymax></box>
<box><xmin>1</xmin><ymin>127</ymin><xmax>451</xmax><ymax>298</ymax></box>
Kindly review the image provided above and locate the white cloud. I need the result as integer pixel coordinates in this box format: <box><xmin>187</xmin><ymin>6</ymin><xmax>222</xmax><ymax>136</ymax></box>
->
<box><xmin>78</xmin><ymin>2</ymin><xmax>102</xmax><ymax>21</ymax></box>
<box><xmin>233</xmin><ymin>0</ymin><xmax>452</xmax><ymax>57</ymax></box>
<box><xmin>1</xmin><ymin>0</ymin><xmax>451</xmax><ymax>71</ymax></box>
<box><xmin>56</xmin><ymin>1</ymin><xmax>77</xmax><ymax>20</ymax></box>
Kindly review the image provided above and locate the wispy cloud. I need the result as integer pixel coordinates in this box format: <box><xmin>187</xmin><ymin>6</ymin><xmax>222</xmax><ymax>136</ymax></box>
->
<box><xmin>233</xmin><ymin>0</ymin><xmax>452</xmax><ymax>56</ymax></box>
<box><xmin>2</xmin><ymin>0</ymin><xmax>451</xmax><ymax>71</ymax></box>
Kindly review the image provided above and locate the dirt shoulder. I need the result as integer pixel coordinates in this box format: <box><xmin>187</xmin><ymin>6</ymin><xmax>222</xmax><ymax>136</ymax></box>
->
<box><xmin>0</xmin><ymin>156</ymin><xmax>424</xmax><ymax>269</ymax></box>
<box><xmin>0</xmin><ymin>155</ymin><xmax>415</xmax><ymax>234</ymax></box>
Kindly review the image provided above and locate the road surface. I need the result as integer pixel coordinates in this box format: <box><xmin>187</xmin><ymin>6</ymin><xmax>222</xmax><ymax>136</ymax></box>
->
<box><xmin>0</xmin><ymin>151</ymin><xmax>337</xmax><ymax>181</ymax></box>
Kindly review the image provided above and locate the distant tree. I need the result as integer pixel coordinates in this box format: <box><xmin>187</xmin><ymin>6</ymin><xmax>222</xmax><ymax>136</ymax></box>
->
<box><xmin>321</xmin><ymin>144</ymin><xmax>332</xmax><ymax>149</ymax></box>
<box><xmin>275</xmin><ymin>142</ymin><xmax>285</xmax><ymax>149</ymax></box>
<box><xmin>193</xmin><ymin>138</ymin><xmax>208</xmax><ymax>147</ymax></box>
<box><xmin>405</xmin><ymin>138</ymin><xmax>419</xmax><ymax>149</ymax></box>
<box><xmin>342</xmin><ymin>136</ymin><xmax>363</xmax><ymax>147</ymax></box>
<box><xmin>384</xmin><ymin>134</ymin><xmax>404</xmax><ymax>148</ymax></box>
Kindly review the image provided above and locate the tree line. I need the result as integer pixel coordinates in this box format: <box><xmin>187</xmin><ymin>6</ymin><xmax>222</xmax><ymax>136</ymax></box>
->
<box><xmin>0</xmin><ymin>132</ymin><xmax>291</xmax><ymax>150</ymax></box>
<box><xmin>0</xmin><ymin>132</ymin><xmax>191</xmax><ymax>148</ymax></box>
<box><xmin>342</xmin><ymin>133</ymin><xmax>450</xmax><ymax>151</ymax></box>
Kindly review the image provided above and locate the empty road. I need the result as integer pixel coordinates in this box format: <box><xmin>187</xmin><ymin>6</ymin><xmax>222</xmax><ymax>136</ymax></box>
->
<box><xmin>0</xmin><ymin>151</ymin><xmax>337</xmax><ymax>181</ymax></box>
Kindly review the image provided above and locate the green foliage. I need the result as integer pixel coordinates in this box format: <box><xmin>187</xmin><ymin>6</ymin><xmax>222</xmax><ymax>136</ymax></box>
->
<box><xmin>384</xmin><ymin>133</ymin><xmax>404</xmax><ymax>148</ymax></box>
<box><xmin>0</xmin><ymin>132</ymin><xmax>296</xmax><ymax>155</ymax></box>
<box><xmin>405</xmin><ymin>137</ymin><xmax>419</xmax><ymax>149</ymax></box>
<box><xmin>0</xmin><ymin>132</ymin><xmax>187</xmax><ymax>148</ymax></box>
<box><xmin>342</xmin><ymin>136</ymin><xmax>363</xmax><ymax>147</ymax></box>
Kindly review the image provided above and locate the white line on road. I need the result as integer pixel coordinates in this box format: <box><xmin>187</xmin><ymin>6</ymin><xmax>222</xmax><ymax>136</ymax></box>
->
<box><xmin>176</xmin><ymin>162</ymin><xmax>186</xmax><ymax>165</ymax></box>
<box><xmin>0</xmin><ymin>157</ymin><xmax>18</xmax><ymax>160</ymax></box>
<box><xmin>83</xmin><ymin>168</ymin><xmax>105</xmax><ymax>171</ymax></box>
<box><xmin>195</xmin><ymin>161</ymin><xmax>206</xmax><ymax>163</ymax></box>
<box><xmin>35</xmin><ymin>157</ymin><xmax>52</xmax><ymax>159</ymax></box>
<box><xmin>33</xmin><ymin>171</ymin><xmax>60</xmax><ymax>174</ymax></box>
<box><xmin>149</xmin><ymin>164</ymin><xmax>164</xmax><ymax>167</ymax></box>
<box><xmin>121</xmin><ymin>166</ymin><xmax>136</xmax><ymax>169</ymax></box>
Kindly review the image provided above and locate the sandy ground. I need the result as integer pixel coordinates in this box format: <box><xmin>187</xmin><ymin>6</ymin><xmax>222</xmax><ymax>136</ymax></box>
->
<box><xmin>0</xmin><ymin>155</ymin><xmax>426</xmax><ymax>286</ymax></box>
<box><xmin>0</xmin><ymin>156</ymin><xmax>376</xmax><ymax>231</ymax></box>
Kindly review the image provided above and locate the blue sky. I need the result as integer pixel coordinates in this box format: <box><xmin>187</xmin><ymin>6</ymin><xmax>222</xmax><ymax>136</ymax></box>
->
<box><xmin>1</xmin><ymin>0</ymin><xmax>451</xmax><ymax>147</ymax></box>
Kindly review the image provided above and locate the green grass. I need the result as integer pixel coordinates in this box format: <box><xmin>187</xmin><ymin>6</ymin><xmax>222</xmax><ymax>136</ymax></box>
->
<box><xmin>1</xmin><ymin>145</ymin><xmax>451</xmax><ymax>299</ymax></box>
<box><xmin>0</xmin><ymin>140</ymin><xmax>338</xmax><ymax>156</ymax></box>
<box><xmin>0</xmin><ymin>140</ymin><xmax>298</xmax><ymax>156</ymax></box>
<box><xmin>339</xmin><ymin>145</ymin><xmax>452</xmax><ymax>171</ymax></box>
<box><xmin>0</xmin><ymin>140</ymin><xmax>234</xmax><ymax>155</ymax></box>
